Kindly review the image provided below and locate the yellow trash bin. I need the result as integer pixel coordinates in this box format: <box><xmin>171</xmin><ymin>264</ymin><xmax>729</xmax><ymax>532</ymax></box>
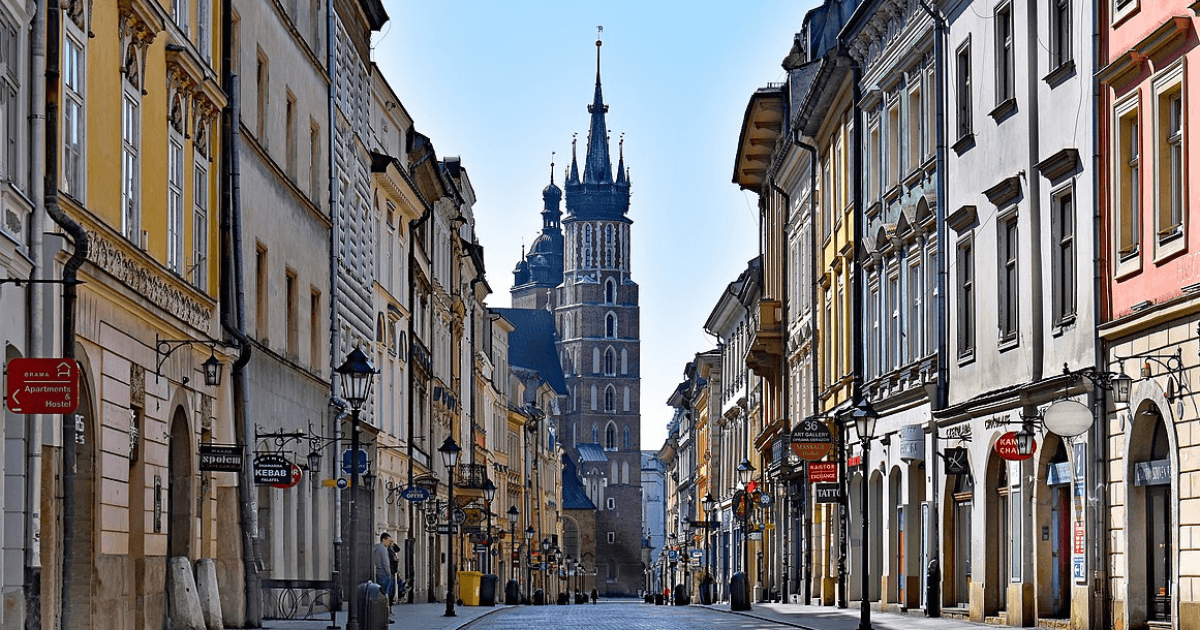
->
<box><xmin>458</xmin><ymin>571</ymin><xmax>483</xmax><ymax>606</ymax></box>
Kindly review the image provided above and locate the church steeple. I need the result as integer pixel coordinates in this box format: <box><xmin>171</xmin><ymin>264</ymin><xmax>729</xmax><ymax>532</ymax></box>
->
<box><xmin>541</xmin><ymin>157</ymin><xmax>562</xmax><ymax>228</ymax></box>
<box><xmin>567</xmin><ymin>134</ymin><xmax>580</xmax><ymax>185</ymax></box>
<box><xmin>583</xmin><ymin>34</ymin><xmax>613</xmax><ymax>184</ymax></box>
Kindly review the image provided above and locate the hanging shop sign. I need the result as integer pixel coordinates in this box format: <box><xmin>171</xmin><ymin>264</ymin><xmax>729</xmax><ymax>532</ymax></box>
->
<box><xmin>271</xmin><ymin>463</ymin><xmax>302</xmax><ymax>489</ymax></box>
<box><xmin>733</xmin><ymin>490</ymin><xmax>751</xmax><ymax>521</ymax></box>
<box><xmin>790</xmin><ymin>419</ymin><xmax>834</xmax><ymax>461</ymax></box>
<box><xmin>808</xmin><ymin>462</ymin><xmax>838</xmax><ymax>483</ymax></box>
<box><xmin>995</xmin><ymin>432</ymin><xmax>1036</xmax><ymax>461</ymax></box>
<box><xmin>400</xmin><ymin>486</ymin><xmax>430</xmax><ymax>502</ymax></box>
<box><xmin>199</xmin><ymin>444</ymin><xmax>243</xmax><ymax>472</ymax></box>
<box><xmin>1043</xmin><ymin>399</ymin><xmax>1093</xmax><ymax>438</ymax></box>
<box><xmin>943</xmin><ymin>447</ymin><xmax>970</xmax><ymax>475</ymax></box>
<box><xmin>899</xmin><ymin>425</ymin><xmax>925</xmax><ymax>462</ymax></box>
<box><xmin>253</xmin><ymin>454</ymin><xmax>291</xmax><ymax>485</ymax></box>
<box><xmin>814</xmin><ymin>483</ymin><xmax>841</xmax><ymax>503</ymax></box>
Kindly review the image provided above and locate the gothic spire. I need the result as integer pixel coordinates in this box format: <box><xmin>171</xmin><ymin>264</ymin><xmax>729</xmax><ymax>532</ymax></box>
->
<box><xmin>583</xmin><ymin>34</ymin><xmax>612</xmax><ymax>184</ymax></box>
<box><xmin>567</xmin><ymin>134</ymin><xmax>580</xmax><ymax>184</ymax></box>
<box><xmin>615</xmin><ymin>134</ymin><xmax>626</xmax><ymax>185</ymax></box>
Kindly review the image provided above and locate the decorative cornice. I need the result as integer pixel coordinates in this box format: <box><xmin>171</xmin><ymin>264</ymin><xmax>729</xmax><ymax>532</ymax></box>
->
<box><xmin>1035</xmin><ymin>148</ymin><xmax>1080</xmax><ymax>182</ymax></box>
<box><xmin>85</xmin><ymin>229</ymin><xmax>215</xmax><ymax>330</ymax></box>
<box><xmin>947</xmin><ymin>205</ymin><xmax>978</xmax><ymax>233</ymax></box>
<box><xmin>983</xmin><ymin>175</ymin><xmax>1022</xmax><ymax>207</ymax></box>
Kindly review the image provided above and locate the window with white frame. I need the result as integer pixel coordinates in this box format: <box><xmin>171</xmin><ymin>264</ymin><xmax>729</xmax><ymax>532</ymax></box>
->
<box><xmin>957</xmin><ymin>235</ymin><xmax>975</xmax><ymax>357</ymax></box>
<box><xmin>887</xmin><ymin>271</ymin><xmax>900</xmax><ymax>369</ymax></box>
<box><xmin>925</xmin><ymin>67</ymin><xmax>936</xmax><ymax>159</ymax></box>
<box><xmin>908</xmin><ymin>82</ymin><xmax>922</xmax><ymax>171</ymax></box>
<box><xmin>167</xmin><ymin>125</ymin><xmax>184</xmax><ymax>274</ymax></box>
<box><xmin>995</xmin><ymin>2</ymin><xmax>1014</xmax><ymax>104</ymax></box>
<box><xmin>172</xmin><ymin>0</ymin><xmax>189</xmax><ymax>35</ymax></box>
<box><xmin>1112</xmin><ymin>0</ymin><xmax>1138</xmax><ymax>25</ymax></box>
<box><xmin>1050</xmin><ymin>0</ymin><xmax>1072</xmax><ymax>70</ymax></box>
<box><xmin>908</xmin><ymin>255</ymin><xmax>923</xmax><ymax>361</ymax></box>
<box><xmin>1</xmin><ymin>16</ymin><xmax>22</xmax><ymax>191</ymax></box>
<box><xmin>868</xmin><ymin>280</ymin><xmax>881</xmax><ymax>377</ymax></box>
<box><xmin>197</xmin><ymin>0</ymin><xmax>211</xmax><ymax>62</ymax></box>
<box><xmin>1156</xmin><ymin>79</ymin><xmax>1184</xmax><ymax>245</ymax></box>
<box><xmin>121</xmin><ymin>45</ymin><xmax>142</xmax><ymax>243</ymax></box>
<box><xmin>604</xmin><ymin>386</ymin><xmax>615</xmax><ymax>413</ymax></box>
<box><xmin>193</xmin><ymin>125</ymin><xmax>210</xmax><ymax>289</ymax></box>
<box><xmin>1114</xmin><ymin>97</ymin><xmax>1140</xmax><ymax>260</ymax></box>
<box><xmin>1051</xmin><ymin>186</ymin><xmax>1076</xmax><ymax>324</ymax></box>
<box><xmin>887</xmin><ymin>100</ymin><xmax>900</xmax><ymax>188</ymax></box>
<box><xmin>605</xmin><ymin>312</ymin><xmax>616</xmax><ymax>338</ymax></box>
<box><xmin>605</xmin><ymin>277</ymin><xmax>616</xmax><ymax>303</ymax></box>
<box><xmin>868</xmin><ymin>115</ymin><xmax>881</xmax><ymax>201</ymax></box>
<box><xmin>606</xmin><ymin>498</ymin><xmax>615</xmax><ymax>510</ymax></box>
<box><xmin>998</xmin><ymin>214</ymin><xmax>1019</xmax><ymax>343</ymax></box>
<box><xmin>63</xmin><ymin>29</ymin><xmax>85</xmax><ymax>199</ymax></box>
<box><xmin>956</xmin><ymin>40</ymin><xmax>972</xmax><ymax>138</ymax></box>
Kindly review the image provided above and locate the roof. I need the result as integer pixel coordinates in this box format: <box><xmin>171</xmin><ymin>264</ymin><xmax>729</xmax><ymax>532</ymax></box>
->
<box><xmin>561</xmin><ymin>455</ymin><xmax>597</xmax><ymax>511</ymax></box>
<box><xmin>576</xmin><ymin>443</ymin><xmax>608</xmax><ymax>463</ymax></box>
<box><xmin>491</xmin><ymin>308</ymin><xmax>567</xmax><ymax>395</ymax></box>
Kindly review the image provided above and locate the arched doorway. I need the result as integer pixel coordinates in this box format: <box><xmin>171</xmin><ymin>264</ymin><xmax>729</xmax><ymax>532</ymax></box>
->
<box><xmin>1036</xmin><ymin>435</ymin><xmax>1071</xmax><ymax>619</ymax></box>
<box><xmin>868</xmin><ymin>469</ymin><xmax>883</xmax><ymax>602</ymax></box>
<box><xmin>985</xmin><ymin>454</ymin><xmax>1009</xmax><ymax>615</ymax></box>
<box><xmin>943</xmin><ymin>468</ymin><xmax>974</xmax><ymax>609</ymax></box>
<box><xmin>167</xmin><ymin>406</ymin><xmax>194</xmax><ymax>560</ymax></box>
<box><xmin>887</xmin><ymin>466</ymin><xmax>902</xmax><ymax>604</ymax></box>
<box><xmin>61</xmin><ymin>363</ymin><xmax>98</xmax><ymax>630</ymax></box>
<box><xmin>1127</xmin><ymin>403</ymin><xmax>1173</xmax><ymax>625</ymax></box>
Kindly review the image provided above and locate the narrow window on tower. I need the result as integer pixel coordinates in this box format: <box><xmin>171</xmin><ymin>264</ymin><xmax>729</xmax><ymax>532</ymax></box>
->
<box><xmin>604</xmin><ymin>387</ymin><xmax>615</xmax><ymax>413</ymax></box>
<box><xmin>605</xmin><ymin>278</ymin><xmax>616</xmax><ymax>304</ymax></box>
<box><xmin>606</xmin><ymin>312</ymin><xmax>616</xmax><ymax>338</ymax></box>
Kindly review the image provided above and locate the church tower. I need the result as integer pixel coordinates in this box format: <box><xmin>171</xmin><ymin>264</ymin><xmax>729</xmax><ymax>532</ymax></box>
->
<box><xmin>510</xmin><ymin>34</ymin><xmax>642</xmax><ymax>595</ymax></box>
<box><xmin>555</xmin><ymin>35</ymin><xmax>642</xmax><ymax>596</ymax></box>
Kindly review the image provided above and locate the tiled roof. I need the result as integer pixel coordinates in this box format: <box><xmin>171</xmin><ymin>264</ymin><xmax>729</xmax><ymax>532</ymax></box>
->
<box><xmin>493</xmin><ymin>308</ymin><xmax>567</xmax><ymax>395</ymax></box>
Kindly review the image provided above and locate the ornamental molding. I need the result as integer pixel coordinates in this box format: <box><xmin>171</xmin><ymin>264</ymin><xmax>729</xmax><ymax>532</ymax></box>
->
<box><xmin>85</xmin><ymin>229</ymin><xmax>215</xmax><ymax>330</ymax></box>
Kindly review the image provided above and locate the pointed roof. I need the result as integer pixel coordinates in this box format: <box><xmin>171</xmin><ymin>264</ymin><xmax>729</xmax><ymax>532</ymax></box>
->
<box><xmin>583</xmin><ymin>37</ymin><xmax>613</xmax><ymax>184</ymax></box>
<box><xmin>561</xmin><ymin>455</ymin><xmax>597</xmax><ymax>510</ymax></box>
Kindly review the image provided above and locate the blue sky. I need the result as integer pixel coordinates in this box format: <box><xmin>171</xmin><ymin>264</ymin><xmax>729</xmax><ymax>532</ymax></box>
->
<box><xmin>375</xmin><ymin>1</ymin><xmax>816</xmax><ymax>449</ymax></box>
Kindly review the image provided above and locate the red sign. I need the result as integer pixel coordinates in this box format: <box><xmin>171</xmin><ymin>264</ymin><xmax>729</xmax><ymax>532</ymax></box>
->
<box><xmin>790</xmin><ymin>419</ymin><xmax>834</xmax><ymax>461</ymax></box>
<box><xmin>1073</xmin><ymin>521</ymin><xmax>1085</xmax><ymax>554</ymax></box>
<box><xmin>995</xmin><ymin>431</ymin><xmax>1037</xmax><ymax>461</ymax></box>
<box><xmin>5</xmin><ymin>358</ymin><xmax>79</xmax><ymax>414</ymax></box>
<box><xmin>808</xmin><ymin>462</ymin><xmax>838</xmax><ymax>483</ymax></box>
<box><xmin>847</xmin><ymin>455</ymin><xmax>862</xmax><ymax>468</ymax></box>
<box><xmin>271</xmin><ymin>464</ymin><xmax>302</xmax><ymax>489</ymax></box>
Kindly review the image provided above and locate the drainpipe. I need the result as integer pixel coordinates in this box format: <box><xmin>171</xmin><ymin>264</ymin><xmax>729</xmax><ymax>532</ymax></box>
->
<box><xmin>769</xmin><ymin>180</ymin><xmax>790</xmax><ymax>601</ymax></box>
<box><xmin>44</xmin><ymin>3</ymin><xmax>90</xmax><ymax>628</ymax></box>
<box><xmin>916</xmin><ymin>0</ymin><xmax>947</xmax><ymax>616</ymax></box>
<box><xmin>26</xmin><ymin>1</ymin><xmax>47</xmax><ymax>625</ymax></box>
<box><xmin>794</xmin><ymin>135</ymin><xmax>819</xmax><ymax>607</ymax></box>
<box><xmin>848</xmin><ymin>51</ymin><xmax>866</xmax><ymax>617</ymax></box>
<box><xmin>1023</xmin><ymin>0</ymin><xmax>1044</xmax><ymax>613</ymax></box>
<box><xmin>326</xmin><ymin>0</ymin><xmax>346</xmax><ymax>597</ymax></box>
<box><xmin>406</xmin><ymin>199</ymin><xmax>431</xmax><ymax>603</ymax></box>
<box><xmin>1090</xmin><ymin>1</ymin><xmax>1109</xmax><ymax>625</ymax></box>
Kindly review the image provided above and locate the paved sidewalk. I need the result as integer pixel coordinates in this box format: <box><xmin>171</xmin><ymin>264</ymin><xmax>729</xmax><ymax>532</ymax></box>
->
<box><xmin>702</xmin><ymin>601</ymin><xmax>1045</xmax><ymax>630</ymax></box>
<box><xmin>239</xmin><ymin>602</ymin><xmax>509</xmax><ymax>630</ymax></box>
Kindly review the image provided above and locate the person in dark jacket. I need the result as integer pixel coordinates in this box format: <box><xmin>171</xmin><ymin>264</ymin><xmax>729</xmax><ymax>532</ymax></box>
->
<box><xmin>590</xmin><ymin>587</ymin><xmax>598</xmax><ymax>604</ymax></box>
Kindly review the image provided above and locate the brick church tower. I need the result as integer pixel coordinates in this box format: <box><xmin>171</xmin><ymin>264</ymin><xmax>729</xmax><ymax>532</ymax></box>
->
<box><xmin>511</xmin><ymin>35</ymin><xmax>643</xmax><ymax>596</ymax></box>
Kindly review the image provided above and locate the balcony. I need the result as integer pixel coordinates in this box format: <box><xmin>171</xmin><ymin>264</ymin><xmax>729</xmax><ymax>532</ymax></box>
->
<box><xmin>453</xmin><ymin>463</ymin><xmax>489</xmax><ymax>502</ymax></box>
<box><xmin>747</xmin><ymin>299</ymin><xmax>783</xmax><ymax>379</ymax></box>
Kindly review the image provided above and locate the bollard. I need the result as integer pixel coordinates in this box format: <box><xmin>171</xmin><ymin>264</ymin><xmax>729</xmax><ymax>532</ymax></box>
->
<box><xmin>194</xmin><ymin>559</ymin><xmax>224</xmax><ymax>630</ymax></box>
<box><xmin>167</xmin><ymin>557</ymin><xmax>206</xmax><ymax>630</ymax></box>
<box><xmin>730</xmin><ymin>572</ymin><xmax>751</xmax><ymax>611</ymax></box>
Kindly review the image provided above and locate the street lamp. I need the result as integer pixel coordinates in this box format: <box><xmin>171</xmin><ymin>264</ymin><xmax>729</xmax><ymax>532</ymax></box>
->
<box><xmin>735</xmin><ymin>457</ymin><xmax>755</xmax><ymax>610</ymax></box>
<box><xmin>541</xmin><ymin>538</ymin><xmax>551</xmax><ymax>599</ymax></box>
<box><xmin>524</xmin><ymin>525</ymin><xmax>534</xmax><ymax>604</ymax></box>
<box><xmin>702</xmin><ymin>493</ymin><xmax>715</xmax><ymax>603</ymax></box>
<box><xmin>483</xmin><ymin>479</ymin><xmax>497</xmax><ymax>575</ymax></box>
<box><xmin>438</xmin><ymin>436</ymin><xmax>462</xmax><ymax>617</ymax></box>
<box><xmin>334</xmin><ymin>348</ymin><xmax>377</xmax><ymax>630</ymax></box>
<box><xmin>852</xmin><ymin>399</ymin><xmax>878</xmax><ymax>630</ymax></box>
<box><xmin>507</xmin><ymin>506</ymin><xmax>519</xmax><ymax>599</ymax></box>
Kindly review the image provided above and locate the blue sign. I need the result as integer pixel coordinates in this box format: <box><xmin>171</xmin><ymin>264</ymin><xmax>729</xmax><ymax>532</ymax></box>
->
<box><xmin>401</xmin><ymin>486</ymin><xmax>430</xmax><ymax>502</ymax></box>
<box><xmin>341</xmin><ymin>448</ymin><xmax>368</xmax><ymax>475</ymax></box>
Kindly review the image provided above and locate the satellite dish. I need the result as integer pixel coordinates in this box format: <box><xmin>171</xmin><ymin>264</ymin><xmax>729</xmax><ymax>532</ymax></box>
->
<box><xmin>1042</xmin><ymin>400</ymin><xmax>1093</xmax><ymax>437</ymax></box>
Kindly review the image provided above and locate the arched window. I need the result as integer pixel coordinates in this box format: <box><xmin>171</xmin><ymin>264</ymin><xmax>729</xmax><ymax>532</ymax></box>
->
<box><xmin>623</xmin><ymin>426</ymin><xmax>631</xmax><ymax>450</ymax></box>
<box><xmin>604</xmin><ymin>386</ymin><xmax>615</xmax><ymax>412</ymax></box>
<box><xmin>606</xmin><ymin>313</ymin><xmax>616</xmax><ymax>338</ymax></box>
<box><xmin>605</xmin><ymin>278</ymin><xmax>616</xmax><ymax>303</ymax></box>
<box><xmin>623</xmin><ymin>386</ymin><xmax>630</xmax><ymax>411</ymax></box>
<box><xmin>621</xmin><ymin>349</ymin><xmax>628</xmax><ymax>374</ymax></box>
<box><xmin>605</xmin><ymin>423</ymin><xmax>617</xmax><ymax>450</ymax></box>
<box><xmin>605</xmin><ymin>224</ymin><xmax>615</xmax><ymax>267</ymax></box>
<box><xmin>583</xmin><ymin>224</ymin><xmax>593</xmax><ymax>268</ymax></box>
<box><xmin>604</xmin><ymin>348</ymin><xmax>615</xmax><ymax>375</ymax></box>
<box><xmin>593</xmin><ymin>347</ymin><xmax>601</xmax><ymax>373</ymax></box>
<box><xmin>592</xmin><ymin>424</ymin><xmax>599</xmax><ymax>444</ymax></box>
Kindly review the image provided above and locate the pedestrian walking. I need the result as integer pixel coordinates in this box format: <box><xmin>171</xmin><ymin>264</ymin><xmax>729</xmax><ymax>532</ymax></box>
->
<box><xmin>590</xmin><ymin>587</ymin><xmax>598</xmax><ymax>605</ymax></box>
<box><xmin>373</xmin><ymin>533</ymin><xmax>396</xmax><ymax>623</ymax></box>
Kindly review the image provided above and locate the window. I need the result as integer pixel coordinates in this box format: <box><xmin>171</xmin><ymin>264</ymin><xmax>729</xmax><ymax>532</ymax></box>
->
<box><xmin>605</xmin><ymin>423</ymin><xmax>616</xmax><ymax>450</ymax></box>
<box><xmin>604</xmin><ymin>348</ymin><xmax>615</xmax><ymax>375</ymax></box>
<box><xmin>197</xmin><ymin>0</ymin><xmax>211</xmax><ymax>61</ymax></box>
<box><xmin>1115</xmin><ymin>101</ymin><xmax>1140</xmax><ymax>259</ymax></box>
<box><xmin>285</xmin><ymin>92</ymin><xmax>297</xmax><ymax>178</ymax></box>
<box><xmin>887</xmin><ymin>102</ymin><xmax>900</xmax><ymax>187</ymax></box>
<box><xmin>310</xmin><ymin>290</ymin><xmax>321</xmax><ymax>370</ymax></box>
<box><xmin>868</xmin><ymin>282</ymin><xmax>881</xmax><ymax>376</ymax></box>
<box><xmin>868</xmin><ymin>117</ymin><xmax>881</xmax><ymax>200</ymax></box>
<box><xmin>995</xmin><ymin>3</ymin><xmax>1014</xmax><ymax>104</ymax></box>
<box><xmin>998</xmin><ymin>215</ymin><xmax>1019</xmax><ymax>343</ymax></box>
<box><xmin>606</xmin><ymin>498</ymin><xmax>615</xmax><ymax>510</ymax></box>
<box><xmin>1157</xmin><ymin>86</ymin><xmax>1184</xmax><ymax>244</ymax></box>
<box><xmin>623</xmin><ymin>426</ymin><xmax>631</xmax><ymax>450</ymax></box>
<box><xmin>604</xmin><ymin>387</ymin><xmax>615</xmax><ymax>413</ymax></box>
<box><xmin>255</xmin><ymin>50</ymin><xmax>268</xmax><ymax>146</ymax></box>
<box><xmin>256</xmin><ymin>244</ymin><xmax>268</xmax><ymax>340</ymax></box>
<box><xmin>1051</xmin><ymin>0</ymin><xmax>1071</xmax><ymax>69</ymax></box>
<box><xmin>0</xmin><ymin>17</ymin><xmax>21</xmax><ymax>189</ymax></box>
<box><xmin>167</xmin><ymin>130</ymin><xmax>184</xmax><ymax>273</ymax></box>
<box><xmin>192</xmin><ymin>130</ymin><xmax>210</xmax><ymax>289</ymax></box>
<box><xmin>909</xmin><ymin>83</ymin><xmax>922</xmax><ymax>171</ymax></box>
<box><xmin>887</xmin><ymin>272</ymin><xmax>900</xmax><ymax>369</ymax></box>
<box><xmin>956</xmin><ymin>41</ymin><xmax>972</xmax><ymax>138</ymax></box>
<box><xmin>605</xmin><ymin>278</ymin><xmax>615</xmax><ymax>303</ymax></box>
<box><xmin>583</xmin><ymin>223</ymin><xmax>593</xmax><ymax>268</ymax></box>
<box><xmin>925</xmin><ymin>68</ymin><xmax>936</xmax><ymax>159</ymax></box>
<box><xmin>309</xmin><ymin>122</ymin><xmax>321</xmax><ymax>197</ymax></box>
<box><xmin>822</xmin><ymin>159</ymin><xmax>832</xmax><ymax>238</ymax></box>
<box><xmin>1051</xmin><ymin>188</ymin><xmax>1076</xmax><ymax>324</ymax></box>
<box><xmin>607</xmin><ymin>532</ymin><xmax>615</xmax><ymax>544</ymax></box>
<box><xmin>908</xmin><ymin>257</ymin><xmax>923</xmax><ymax>361</ymax></box>
<box><xmin>1112</xmin><ymin>0</ymin><xmax>1138</xmax><ymax>25</ymax></box>
<box><xmin>62</xmin><ymin>31</ymin><xmax>85</xmax><ymax>199</ymax></box>
<box><xmin>957</xmin><ymin>236</ymin><xmax>975</xmax><ymax>357</ymax></box>
<box><xmin>121</xmin><ymin>46</ymin><xmax>141</xmax><ymax>243</ymax></box>
<box><xmin>605</xmin><ymin>313</ymin><xmax>616</xmax><ymax>338</ymax></box>
<box><xmin>172</xmin><ymin>0</ymin><xmax>189</xmax><ymax>35</ymax></box>
<box><xmin>286</xmin><ymin>270</ymin><xmax>298</xmax><ymax>359</ymax></box>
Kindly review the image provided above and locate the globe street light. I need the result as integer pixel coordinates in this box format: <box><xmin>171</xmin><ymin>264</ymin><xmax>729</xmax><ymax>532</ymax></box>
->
<box><xmin>334</xmin><ymin>348</ymin><xmax>377</xmax><ymax>630</ymax></box>
<box><xmin>438</xmin><ymin>436</ymin><xmax>462</xmax><ymax>617</ymax></box>
<box><xmin>852</xmin><ymin>399</ymin><xmax>878</xmax><ymax>630</ymax></box>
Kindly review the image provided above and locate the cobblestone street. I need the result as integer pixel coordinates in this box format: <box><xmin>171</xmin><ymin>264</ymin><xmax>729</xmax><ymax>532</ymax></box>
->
<box><xmin>461</xmin><ymin>602</ymin><xmax>780</xmax><ymax>629</ymax></box>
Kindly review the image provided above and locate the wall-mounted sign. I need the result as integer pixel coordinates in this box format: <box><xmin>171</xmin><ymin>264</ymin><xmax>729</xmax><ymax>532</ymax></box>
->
<box><xmin>253</xmin><ymin>454</ymin><xmax>291</xmax><ymax>485</ymax></box>
<box><xmin>995</xmin><ymin>432</ymin><xmax>1036</xmax><ymax>461</ymax></box>
<box><xmin>5</xmin><ymin>358</ymin><xmax>79</xmax><ymax>414</ymax></box>
<box><xmin>808</xmin><ymin>462</ymin><xmax>838</xmax><ymax>483</ymax></box>
<box><xmin>1134</xmin><ymin>459</ymin><xmax>1171</xmax><ymax>486</ymax></box>
<box><xmin>401</xmin><ymin>486</ymin><xmax>430</xmax><ymax>502</ymax></box>
<box><xmin>790</xmin><ymin>419</ymin><xmax>834</xmax><ymax>461</ymax></box>
<box><xmin>271</xmin><ymin>463</ymin><xmax>302</xmax><ymax>489</ymax></box>
<box><xmin>1043</xmin><ymin>400</ymin><xmax>1093</xmax><ymax>437</ymax></box>
<box><xmin>814</xmin><ymin>483</ymin><xmax>841</xmax><ymax>503</ymax></box>
<box><xmin>199</xmin><ymin>444</ymin><xmax>243</xmax><ymax>472</ymax></box>
<box><xmin>943</xmin><ymin>447</ymin><xmax>970</xmax><ymax>475</ymax></box>
<box><xmin>899</xmin><ymin>425</ymin><xmax>925</xmax><ymax>462</ymax></box>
